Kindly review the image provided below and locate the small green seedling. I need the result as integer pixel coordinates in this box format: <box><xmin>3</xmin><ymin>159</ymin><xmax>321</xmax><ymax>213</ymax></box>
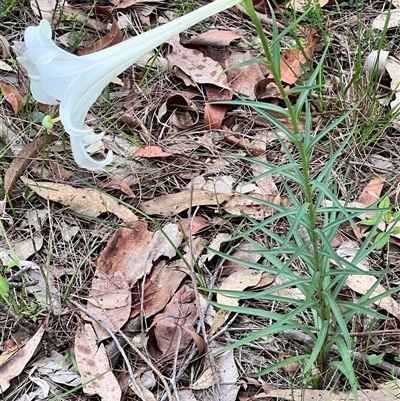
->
<box><xmin>362</xmin><ymin>196</ymin><xmax>400</xmax><ymax>249</ymax></box>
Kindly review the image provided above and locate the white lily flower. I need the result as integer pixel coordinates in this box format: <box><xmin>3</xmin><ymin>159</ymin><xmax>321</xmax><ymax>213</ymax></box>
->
<box><xmin>18</xmin><ymin>0</ymin><xmax>242</xmax><ymax>170</ymax></box>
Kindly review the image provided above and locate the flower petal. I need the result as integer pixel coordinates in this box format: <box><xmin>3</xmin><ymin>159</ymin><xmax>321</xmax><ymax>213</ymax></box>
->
<box><xmin>69</xmin><ymin>135</ymin><xmax>113</xmax><ymax>170</ymax></box>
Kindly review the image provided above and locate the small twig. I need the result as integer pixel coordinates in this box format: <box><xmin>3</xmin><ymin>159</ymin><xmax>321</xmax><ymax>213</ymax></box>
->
<box><xmin>68</xmin><ymin>299</ymin><xmax>147</xmax><ymax>401</ymax></box>
<box><xmin>282</xmin><ymin>330</ymin><xmax>400</xmax><ymax>377</ymax></box>
<box><xmin>115</xmin><ymin>328</ymin><xmax>174</xmax><ymax>401</ymax></box>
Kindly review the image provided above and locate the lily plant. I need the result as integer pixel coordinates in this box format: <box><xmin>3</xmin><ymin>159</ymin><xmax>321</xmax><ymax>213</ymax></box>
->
<box><xmin>18</xmin><ymin>0</ymin><xmax>243</xmax><ymax>170</ymax></box>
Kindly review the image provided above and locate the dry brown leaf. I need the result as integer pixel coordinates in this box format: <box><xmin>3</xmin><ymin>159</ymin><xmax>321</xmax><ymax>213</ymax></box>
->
<box><xmin>86</xmin><ymin>270</ymin><xmax>131</xmax><ymax>342</ymax></box>
<box><xmin>192</xmin><ymin>345</ymin><xmax>239</xmax><ymax>401</ymax></box>
<box><xmin>157</xmin><ymin>93</ymin><xmax>200</xmax><ymax>129</ymax></box>
<box><xmin>97</xmin><ymin>222</ymin><xmax>183</xmax><ymax>286</ymax></box>
<box><xmin>356</xmin><ymin>176</ymin><xmax>386</xmax><ymax>206</ymax></box>
<box><xmin>204</xmin><ymin>85</ymin><xmax>232</xmax><ymax>129</ymax></box>
<box><xmin>223</xmin><ymin>192</ymin><xmax>277</xmax><ymax>220</ymax></box>
<box><xmin>132</xmin><ymin>145</ymin><xmax>173</xmax><ymax>158</ymax></box>
<box><xmin>0</xmin><ymin>323</ymin><xmax>45</xmax><ymax>392</ymax></box>
<box><xmin>278</xmin><ymin>28</ymin><xmax>320</xmax><ymax>85</ymax></box>
<box><xmin>385</xmin><ymin>56</ymin><xmax>400</xmax><ymax>110</ymax></box>
<box><xmin>222</xmin><ymin>127</ymin><xmax>265</xmax><ymax>156</ymax></box>
<box><xmin>289</xmin><ymin>0</ymin><xmax>329</xmax><ymax>12</ymax></box>
<box><xmin>225</xmin><ymin>51</ymin><xmax>267</xmax><ymax>99</ymax></box>
<box><xmin>0</xmin><ymin>81</ymin><xmax>24</xmax><ymax>116</ymax></box>
<box><xmin>178</xmin><ymin>216</ymin><xmax>211</xmax><ymax>237</ymax></box>
<box><xmin>21</xmin><ymin>177</ymin><xmax>138</xmax><ymax>226</ymax></box>
<box><xmin>168</xmin><ymin>35</ymin><xmax>229</xmax><ymax>89</ymax></box>
<box><xmin>75</xmin><ymin>322</ymin><xmax>121</xmax><ymax>401</ymax></box>
<box><xmin>130</xmin><ymin>260</ymin><xmax>187</xmax><ymax>318</ymax></box>
<box><xmin>77</xmin><ymin>7</ymin><xmax>123</xmax><ymax>55</ymax></box>
<box><xmin>4</xmin><ymin>135</ymin><xmax>58</xmax><ymax>195</ymax></box>
<box><xmin>96</xmin><ymin>179</ymin><xmax>135</xmax><ymax>197</ymax></box>
<box><xmin>211</xmin><ymin>269</ymin><xmax>263</xmax><ymax>333</ymax></box>
<box><xmin>180</xmin><ymin>30</ymin><xmax>243</xmax><ymax>47</ymax></box>
<box><xmin>139</xmin><ymin>189</ymin><xmax>232</xmax><ymax>217</ymax></box>
<box><xmin>372</xmin><ymin>10</ymin><xmax>400</xmax><ymax>30</ymax></box>
<box><xmin>147</xmin><ymin>286</ymin><xmax>197</xmax><ymax>361</ymax></box>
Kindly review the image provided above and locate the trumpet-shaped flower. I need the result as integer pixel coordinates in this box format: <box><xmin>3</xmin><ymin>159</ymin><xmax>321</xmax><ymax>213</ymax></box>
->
<box><xmin>18</xmin><ymin>0</ymin><xmax>243</xmax><ymax>170</ymax></box>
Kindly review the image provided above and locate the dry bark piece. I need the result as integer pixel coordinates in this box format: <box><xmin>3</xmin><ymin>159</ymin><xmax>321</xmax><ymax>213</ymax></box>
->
<box><xmin>4</xmin><ymin>135</ymin><xmax>58</xmax><ymax>195</ymax></box>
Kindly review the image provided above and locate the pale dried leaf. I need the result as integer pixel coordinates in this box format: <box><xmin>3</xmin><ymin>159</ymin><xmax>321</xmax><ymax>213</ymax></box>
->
<box><xmin>87</xmin><ymin>270</ymin><xmax>131</xmax><ymax>342</ymax></box>
<box><xmin>372</xmin><ymin>10</ymin><xmax>400</xmax><ymax>30</ymax></box>
<box><xmin>75</xmin><ymin>322</ymin><xmax>121</xmax><ymax>401</ymax></box>
<box><xmin>168</xmin><ymin>36</ymin><xmax>229</xmax><ymax>89</ymax></box>
<box><xmin>139</xmin><ymin>189</ymin><xmax>232</xmax><ymax>216</ymax></box>
<box><xmin>0</xmin><ymin>323</ymin><xmax>45</xmax><ymax>392</ymax></box>
<box><xmin>30</xmin><ymin>0</ymin><xmax>56</xmax><ymax>22</ymax></box>
<box><xmin>21</xmin><ymin>177</ymin><xmax>138</xmax><ymax>226</ymax></box>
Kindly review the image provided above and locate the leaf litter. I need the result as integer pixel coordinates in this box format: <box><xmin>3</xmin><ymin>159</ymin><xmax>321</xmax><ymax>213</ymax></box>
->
<box><xmin>2</xmin><ymin>1</ymin><xmax>400</xmax><ymax>400</ymax></box>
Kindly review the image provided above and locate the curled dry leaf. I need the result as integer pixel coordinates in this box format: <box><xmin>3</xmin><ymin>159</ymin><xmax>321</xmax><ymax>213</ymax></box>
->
<box><xmin>77</xmin><ymin>7</ymin><xmax>123</xmax><ymax>55</ymax></box>
<box><xmin>157</xmin><ymin>93</ymin><xmax>200</xmax><ymax>129</ymax></box>
<box><xmin>21</xmin><ymin>177</ymin><xmax>138</xmax><ymax>226</ymax></box>
<box><xmin>75</xmin><ymin>322</ymin><xmax>121</xmax><ymax>401</ymax></box>
<box><xmin>0</xmin><ymin>82</ymin><xmax>25</xmax><ymax>116</ymax></box>
<box><xmin>4</xmin><ymin>135</ymin><xmax>58</xmax><ymax>195</ymax></box>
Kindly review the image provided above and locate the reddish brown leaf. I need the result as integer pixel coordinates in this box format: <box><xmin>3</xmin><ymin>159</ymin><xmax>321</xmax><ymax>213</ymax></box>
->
<box><xmin>179</xmin><ymin>216</ymin><xmax>211</xmax><ymax>237</ymax></box>
<box><xmin>278</xmin><ymin>28</ymin><xmax>320</xmax><ymax>85</ymax></box>
<box><xmin>130</xmin><ymin>260</ymin><xmax>187</xmax><ymax>318</ymax></box>
<box><xmin>147</xmin><ymin>286</ymin><xmax>197</xmax><ymax>362</ymax></box>
<box><xmin>204</xmin><ymin>84</ymin><xmax>232</xmax><ymax>129</ymax></box>
<box><xmin>356</xmin><ymin>176</ymin><xmax>386</xmax><ymax>206</ymax></box>
<box><xmin>222</xmin><ymin>127</ymin><xmax>265</xmax><ymax>156</ymax></box>
<box><xmin>97</xmin><ymin>223</ymin><xmax>183</xmax><ymax>286</ymax></box>
<box><xmin>97</xmin><ymin>179</ymin><xmax>135</xmax><ymax>197</ymax></box>
<box><xmin>110</xmin><ymin>0</ymin><xmax>160</xmax><ymax>9</ymax></box>
<box><xmin>77</xmin><ymin>7</ymin><xmax>123</xmax><ymax>55</ymax></box>
<box><xmin>0</xmin><ymin>81</ymin><xmax>24</xmax><ymax>115</ymax></box>
<box><xmin>132</xmin><ymin>146</ymin><xmax>173</xmax><ymax>158</ymax></box>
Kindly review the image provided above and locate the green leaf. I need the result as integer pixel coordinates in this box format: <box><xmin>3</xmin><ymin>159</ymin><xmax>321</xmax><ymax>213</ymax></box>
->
<box><xmin>375</xmin><ymin>232</ymin><xmax>389</xmax><ymax>249</ymax></box>
<box><xmin>0</xmin><ymin>276</ymin><xmax>10</xmax><ymax>298</ymax></box>
<box><xmin>379</xmin><ymin>196</ymin><xmax>390</xmax><ymax>209</ymax></box>
<box><xmin>368</xmin><ymin>354</ymin><xmax>385</xmax><ymax>365</ymax></box>
<box><xmin>361</xmin><ymin>215</ymin><xmax>379</xmax><ymax>226</ymax></box>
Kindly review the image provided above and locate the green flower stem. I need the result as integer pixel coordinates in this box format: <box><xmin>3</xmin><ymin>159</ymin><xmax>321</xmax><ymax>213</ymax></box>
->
<box><xmin>242</xmin><ymin>0</ymin><xmax>331</xmax><ymax>374</ymax></box>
